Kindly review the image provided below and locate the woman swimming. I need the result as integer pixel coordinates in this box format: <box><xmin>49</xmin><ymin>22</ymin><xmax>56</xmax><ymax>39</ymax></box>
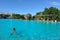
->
<box><xmin>10</xmin><ymin>28</ymin><xmax>16</xmax><ymax>35</ymax></box>
<box><xmin>9</xmin><ymin>28</ymin><xmax>20</xmax><ymax>39</ymax></box>
<box><xmin>13</xmin><ymin>28</ymin><xmax>16</xmax><ymax>33</ymax></box>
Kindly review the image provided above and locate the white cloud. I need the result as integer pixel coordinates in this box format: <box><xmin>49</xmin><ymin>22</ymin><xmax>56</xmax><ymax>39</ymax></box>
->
<box><xmin>49</xmin><ymin>1</ymin><xmax>60</xmax><ymax>6</ymax></box>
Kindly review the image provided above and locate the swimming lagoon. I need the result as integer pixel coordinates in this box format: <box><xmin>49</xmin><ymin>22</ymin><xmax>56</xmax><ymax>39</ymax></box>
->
<box><xmin>0</xmin><ymin>19</ymin><xmax>60</xmax><ymax>40</ymax></box>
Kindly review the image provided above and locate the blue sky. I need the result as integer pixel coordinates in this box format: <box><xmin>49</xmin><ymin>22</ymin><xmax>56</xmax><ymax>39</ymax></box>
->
<box><xmin>0</xmin><ymin>0</ymin><xmax>60</xmax><ymax>15</ymax></box>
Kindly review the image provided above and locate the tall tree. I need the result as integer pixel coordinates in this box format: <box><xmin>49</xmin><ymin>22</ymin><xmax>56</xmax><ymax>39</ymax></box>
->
<box><xmin>43</xmin><ymin>8</ymin><xmax>49</xmax><ymax>15</ymax></box>
<box><xmin>12</xmin><ymin>14</ymin><xmax>21</xmax><ymax>19</ymax></box>
<box><xmin>49</xmin><ymin>7</ymin><xmax>59</xmax><ymax>15</ymax></box>
<box><xmin>36</xmin><ymin>12</ymin><xmax>42</xmax><ymax>15</ymax></box>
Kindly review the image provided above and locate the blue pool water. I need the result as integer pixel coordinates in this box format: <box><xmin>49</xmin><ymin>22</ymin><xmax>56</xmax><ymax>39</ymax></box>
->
<box><xmin>0</xmin><ymin>19</ymin><xmax>60</xmax><ymax>40</ymax></box>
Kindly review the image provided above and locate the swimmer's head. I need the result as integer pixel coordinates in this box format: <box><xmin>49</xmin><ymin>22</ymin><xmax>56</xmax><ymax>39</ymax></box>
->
<box><xmin>13</xmin><ymin>28</ymin><xmax>16</xmax><ymax>31</ymax></box>
<box><xmin>12</xmin><ymin>28</ymin><xmax>16</xmax><ymax>33</ymax></box>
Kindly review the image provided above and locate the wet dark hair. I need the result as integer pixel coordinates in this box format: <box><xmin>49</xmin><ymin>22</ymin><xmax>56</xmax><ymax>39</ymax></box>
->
<box><xmin>13</xmin><ymin>28</ymin><xmax>16</xmax><ymax>31</ymax></box>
